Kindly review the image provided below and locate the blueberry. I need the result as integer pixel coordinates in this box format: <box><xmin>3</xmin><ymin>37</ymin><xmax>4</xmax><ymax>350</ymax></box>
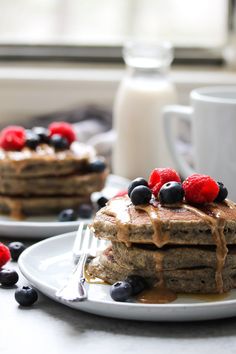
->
<box><xmin>50</xmin><ymin>134</ymin><xmax>69</xmax><ymax>150</ymax></box>
<box><xmin>58</xmin><ymin>209</ymin><xmax>77</xmax><ymax>222</ymax></box>
<box><xmin>214</xmin><ymin>182</ymin><xmax>228</xmax><ymax>202</ymax></box>
<box><xmin>125</xmin><ymin>275</ymin><xmax>147</xmax><ymax>295</ymax></box>
<box><xmin>32</xmin><ymin>127</ymin><xmax>49</xmax><ymax>144</ymax></box>
<box><xmin>88</xmin><ymin>160</ymin><xmax>107</xmax><ymax>173</ymax></box>
<box><xmin>159</xmin><ymin>181</ymin><xmax>184</xmax><ymax>204</ymax></box>
<box><xmin>0</xmin><ymin>268</ymin><xmax>19</xmax><ymax>286</ymax></box>
<box><xmin>78</xmin><ymin>204</ymin><xmax>93</xmax><ymax>219</ymax></box>
<box><xmin>25</xmin><ymin>130</ymin><xmax>40</xmax><ymax>149</ymax></box>
<box><xmin>8</xmin><ymin>242</ymin><xmax>26</xmax><ymax>261</ymax></box>
<box><xmin>110</xmin><ymin>281</ymin><xmax>132</xmax><ymax>302</ymax></box>
<box><xmin>130</xmin><ymin>186</ymin><xmax>152</xmax><ymax>205</ymax></box>
<box><xmin>15</xmin><ymin>286</ymin><xmax>38</xmax><ymax>307</ymax></box>
<box><xmin>97</xmin><ymin>196</ymin><xmax>108</xmax><ymax>209</ymax></box>
<box><xmin>128</xmin><ymin>177</ymin><xmax>148</xmax><ymax>197</ymax></box>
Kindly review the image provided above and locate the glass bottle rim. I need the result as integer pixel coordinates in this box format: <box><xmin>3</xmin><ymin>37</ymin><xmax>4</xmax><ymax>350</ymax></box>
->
<box><xmin>123</xmin><ymin>39</ymin><xmax>174</xmax><ymax>69</ymax></box>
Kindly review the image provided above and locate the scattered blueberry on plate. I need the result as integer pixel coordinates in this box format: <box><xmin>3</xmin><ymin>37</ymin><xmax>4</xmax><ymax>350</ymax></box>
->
<box><xmin>58</xmin><ymin>209</ymin><xmax>77</xmax><ymax>222</ymax></box>
<box><xmin>125</xmin><ymin>275</ymin><xmax>147</xmax><ymax>295</ymax></box>
<box><xmin>110</xmin><ymin>281</ymin><xmax>132</xmax><ymax>302</ymax></box>
<box><xmin>15</xmin><ymin>286</ymin><xmax>38</xmax><ymax>307</ymax></box>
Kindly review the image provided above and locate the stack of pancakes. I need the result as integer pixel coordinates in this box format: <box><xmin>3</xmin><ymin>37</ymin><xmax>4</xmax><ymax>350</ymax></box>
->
<box><xmin>0</xmin><ymin>142</ymin><xmax>108</xmax><ymax>217</ymax></box>
<box><xmin>88</xmin><ymin>195</ymin><xmax>236</xmax><ymax>294</ymax></box>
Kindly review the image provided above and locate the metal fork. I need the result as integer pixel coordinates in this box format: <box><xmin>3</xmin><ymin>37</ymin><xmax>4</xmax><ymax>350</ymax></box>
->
<box><xmin>56</xmin><ymin>224</ymin><xmax>108</xmax><ymax>302</ymax></box>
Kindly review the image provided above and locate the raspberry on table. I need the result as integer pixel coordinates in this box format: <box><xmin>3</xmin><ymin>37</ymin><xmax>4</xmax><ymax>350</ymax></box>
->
<box><xmin>0</xmin><ymin>126</ymin><xmax>26</xmax><ymax>151</ymax></box>
<box><xmin>148</xmin><ymin>168</ymin><xmax>181</xmax><ymax>197</ymax></box>
<box><xmin>48</xmin><ymin>122</ymin><xmax>76</xmax><ymax>145</ymax></box>
<box><xmin>183</xmin><ymin>173</ymin><xmax>219</xmax><ymax>204</ymax></box>
<box><xmin>0</xmin><ymin>242</ymin><xmax>11</xmax><ymax>268</ymax></box>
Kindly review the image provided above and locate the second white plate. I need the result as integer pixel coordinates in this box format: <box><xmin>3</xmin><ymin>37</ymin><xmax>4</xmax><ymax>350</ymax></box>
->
<box><xmin>0</xmin><ymin>174</ymin><xmax>130</xmax><ymax>239</ymax></box>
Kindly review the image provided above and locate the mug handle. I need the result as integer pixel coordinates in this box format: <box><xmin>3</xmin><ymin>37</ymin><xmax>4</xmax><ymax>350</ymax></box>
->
<box><xmin>163</xmin><ymin>105</ymin><xmax>195</xmax><ymax>178</ymax></box>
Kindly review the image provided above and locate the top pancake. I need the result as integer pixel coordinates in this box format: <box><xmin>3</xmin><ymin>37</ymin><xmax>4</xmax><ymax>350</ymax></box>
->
<box><xmin>91</xmin><ymin>195</ymin><xmax>236</xmax><ymax>246</ymax></box>
<box><xmin>0</xmin><ymin>141</ymin><xmax>95</xmax><ymax>177</ymax></box>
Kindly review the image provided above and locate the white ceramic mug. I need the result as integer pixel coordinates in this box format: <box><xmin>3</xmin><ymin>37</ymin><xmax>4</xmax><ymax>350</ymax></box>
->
<box><xmin>163</xmin><ymin>86</ymin><xmax>236</xmax><ymax>201</ymax></box>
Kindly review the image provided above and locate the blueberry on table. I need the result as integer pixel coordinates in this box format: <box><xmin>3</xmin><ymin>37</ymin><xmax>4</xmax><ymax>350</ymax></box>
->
<box><xmin>58</xmin><ymin>209</ymin><xmax>77</xmax><ymax>222</ymax></box>
<box><xmin>214</xmin><ymin>182</ymin><xmax>228</xmax><ymax>202</ymax></box>
<box><xmin>25</xmin><ymin>131</ymin><xmax>40</xmax><ymax>149</ymax></box>
<box><xmin>50</xmin><ymin>134</ymin><xmax>69</xmax><ymax>150</ymax></box>
<box><xmin>88</xmin><ymin>160</ymin><xmax>107</xmax><ymax>173</ymax></box>
<box><xmin>159</xmin><ymin>181</ymin><xmax>184</xmax><ymax>204</ymax></box>
<box><xmin>78</xmin><ymin>204</ymin><xmax>93</xmax><ymax>219</ymax></box>
<box><xmin>97</xmin><ymin>196</ymin><xmax>108</xmax><ymax>209</ymax></box>
<box><xmin>0</xmin><ymin>268</ymin><xmax>19</xmax><ymax>286</ymax></box>
<box><xmin>130</xmin><ymin>186</ymin><xmax>152</xmax><ymax>205</ymax></box>
<box><xmin>15</xmin><ymin>286</ymin><xmax>38</xmax><ymax>307</ymax></box>
<box><xmin>8</xmin><ymin>242</ymin><xmax>26</xmax><ymax>261</ymax></box>
<box><xmin>110</xmin><ymin>281</ymin><xmax>132</xmax><ymax>302</ymax></box>
<box><xmin>125</xmin><ymin>275</ymin><xmax>147</xmax><ymax>295</ymax></box>
<box><xmin>128</xmin><ymin>177</ymin><xmax>148</xmax><ymax>197</ymax></box>
<box><xmin>32</xmin><ymin>127</ymin><xmax>49</xmax><ymax>144</ymax></box>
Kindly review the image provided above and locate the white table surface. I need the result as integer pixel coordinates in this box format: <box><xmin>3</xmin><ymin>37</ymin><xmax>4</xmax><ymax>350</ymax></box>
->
<box><xmin>1</xmin><ymin>242</ymin><xmax>236</xmax><ymax>354</ymax></box>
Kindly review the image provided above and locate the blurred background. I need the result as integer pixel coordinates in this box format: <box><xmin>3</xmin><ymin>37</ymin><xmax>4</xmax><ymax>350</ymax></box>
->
<box><xmin>0</xmin><ymin>0</ymin><xmax>235</xmax><ymax>166</ymax></box>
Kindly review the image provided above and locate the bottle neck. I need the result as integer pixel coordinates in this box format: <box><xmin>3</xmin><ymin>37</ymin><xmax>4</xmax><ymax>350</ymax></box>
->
<box><xmin>127</xmin><ymin>65</ymin><xmax>169</xmax><ymax>78</ymax></box>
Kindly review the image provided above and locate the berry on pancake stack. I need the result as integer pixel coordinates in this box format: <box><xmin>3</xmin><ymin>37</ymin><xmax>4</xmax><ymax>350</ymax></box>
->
<box><xmin>88</xmin><ymin>167</ymin><xmax>236</xmax><ymax>303</ymax></box>
<box><xmin>0</xmin><ymin>123</ymin><xmax>108</xmax><ymax>218</ymax></box>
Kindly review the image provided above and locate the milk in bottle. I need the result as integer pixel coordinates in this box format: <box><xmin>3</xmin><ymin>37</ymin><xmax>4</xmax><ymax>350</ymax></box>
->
<box><xmin>113</xmin><ymin>41</ymin><xmax>177</xmax><ymax>180</ymax></box>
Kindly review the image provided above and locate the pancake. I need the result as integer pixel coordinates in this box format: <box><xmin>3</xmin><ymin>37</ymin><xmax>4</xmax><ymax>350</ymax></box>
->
<box><xmin>0</xmin><ymin>142</ymin><xmax>95</xmax><ymax>177</ymax></box>
<box><xmin>0</xmin><ymin>137</ymin><xmax>108</xmax><ymax>217</ymax></box>
<box><xmin>88</xmin><ymin>248</ymin><xmax>236</xmax><ymax>293</ymax></box>
<box><xmin>91</xmin><ymin>196</ymin><xmax>236</xmax><ymax>246</ymax></box>
<box><xmin>0</xmin><ymin>194</ymin><xmax>91</xmax><ymax>217</ymax></box>
<box><xmin>88</xmin><ymin>195</ymin><xmax>236</xmax><ymax>295</ymax></box>
<box><xmin>0</xmin><ymin>169</ymin><xmax>108</xmax><ymax>196</ymax></box>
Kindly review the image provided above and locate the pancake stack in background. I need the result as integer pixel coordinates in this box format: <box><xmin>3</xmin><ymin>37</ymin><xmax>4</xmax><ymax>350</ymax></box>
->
<box><xmin>0</xmin><ymin>123</ymin><xmax>108</xmax><ymax>218</ymax></box>
<box><xmin>88</xmin><ymin>168</ymin><xmax>236</xmax><ymax>297</ymax></box>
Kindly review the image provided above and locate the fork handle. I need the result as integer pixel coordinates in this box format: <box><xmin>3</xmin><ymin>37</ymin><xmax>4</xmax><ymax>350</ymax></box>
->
<box><xmin>76</xmin><ymin>252</ymin><xmax>88</xmax><ymax>300</ymax></box>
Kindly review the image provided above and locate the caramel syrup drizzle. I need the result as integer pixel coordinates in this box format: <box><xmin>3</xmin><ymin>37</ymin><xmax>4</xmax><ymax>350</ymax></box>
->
<box><xmin>106</xmin><ymin>197</ymin><xmax>229</xmax><ymax>294</ymax></box>
<box><xmin>183</xmin><ymin>204</ymin><xmax>227</xmax><ymax>293</ymax></box>
<box><xmin>105</xmin><ymin>198</ymin><xmax>131</xmax><ymax>247</ymax></box>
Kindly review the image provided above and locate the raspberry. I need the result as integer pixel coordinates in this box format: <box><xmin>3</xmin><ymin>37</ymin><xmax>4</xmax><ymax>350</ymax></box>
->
<box><xmin>183</xmin><ymin>174</ymin><xmax>219</xmax><ymax>204</ymax></box>
<box><xmin>0</xmin><ymin>126</ymin><xmax>26</xmax><ymax>151</ymax></box>
<box><xmin>148</xmin><ymin>168</ymin><xmax>181</xmax><ymax>196</ymax></box>
<box><xmin>0</xmin><ymin>243</ymin><xmax>11</xmax><ymax>268</ymax></box>
<box><xmin>48</xmin><ymin>122</ymin><xmax>76</xmax><ymax>144</ymax></box>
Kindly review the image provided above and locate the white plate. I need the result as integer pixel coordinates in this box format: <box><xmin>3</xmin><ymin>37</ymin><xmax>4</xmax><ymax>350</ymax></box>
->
<box><xmin>18</xmin><ymin>231</ymin><xmax>236</xmax><ymax>322</ymax></box>
<box><xmin>0</xmin><ymin>174</ymin><xmax>130</xmax><ymax>239</ymax></box>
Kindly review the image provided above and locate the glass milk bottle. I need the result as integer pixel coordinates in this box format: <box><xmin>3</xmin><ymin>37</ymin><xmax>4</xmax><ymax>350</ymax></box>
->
<box><xmin>113</xmin><ymin>41</ymin><xmax>177</xmax><ymax>180</ymax></box>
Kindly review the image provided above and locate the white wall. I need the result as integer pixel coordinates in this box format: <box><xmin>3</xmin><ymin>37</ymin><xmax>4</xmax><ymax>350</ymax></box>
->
<box><xmin>0</xmin><ymin>63</ymin><xmax>236</xmax><ymax>125</ymax></box>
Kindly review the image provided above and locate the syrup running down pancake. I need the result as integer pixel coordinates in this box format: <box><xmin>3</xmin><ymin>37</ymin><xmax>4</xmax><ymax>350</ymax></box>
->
<box><xmin>88</xmin><ymin>196</ymin><xmax>236</xmax><ymax>295</ymax></box>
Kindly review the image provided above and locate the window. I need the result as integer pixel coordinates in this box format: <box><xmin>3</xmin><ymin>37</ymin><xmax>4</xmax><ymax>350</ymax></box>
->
<box><xmin>0</xmin><ymin>0</ymin><xmax>230</xmax><ymax>62</ymax></box>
